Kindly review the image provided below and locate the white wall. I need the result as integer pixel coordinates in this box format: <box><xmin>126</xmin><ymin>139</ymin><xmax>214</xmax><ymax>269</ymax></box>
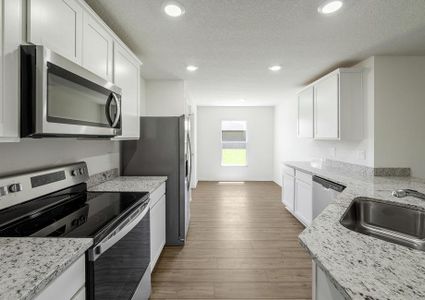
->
<box><xmin>145</xmin><ymin>80</ymin><xmax>186</xmax><ymax>116</ymax></box>
<box><xmin>0</xmin><ymin>139</ymin><xmax>119</xmax><ymax>176</ymax></box>
<box><xmin>374</xmin><ymin>56</ymin><xmax>425</xmax><ymax>177</ymax></box>
<box><xmin>197</xmin><ymin>106</ymin><xmax>274</xmax><ymax>181</ymax></box>
<box><xmin>273</xmin><ymin>58</ymin><xmax>375</xmax><ymax>184</ymax></box>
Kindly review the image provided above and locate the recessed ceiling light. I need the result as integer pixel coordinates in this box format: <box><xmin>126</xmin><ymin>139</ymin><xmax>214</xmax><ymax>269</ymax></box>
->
<box><xmin>186</xmin><ymin>65</ymin><xmax>198</xmax><ymax>72</ymax></box>
<box><xmin>318</xmin><ymin>0</ymin><xmax>343</xmax><ymax>15</ymax></box>
<box><xmin>269</xmin><ymin>65</ymin><xmax>282</xmax><ymax>72</ymax></box>
<box><xmin>162</xmin><ymin>1</ymin><xmax>185</xmax><ymax>17</ymax></box>
<box><xmin>240</xmin><ymin>98</ymin><xmax>246</xmax><ymax>102</ymax></box>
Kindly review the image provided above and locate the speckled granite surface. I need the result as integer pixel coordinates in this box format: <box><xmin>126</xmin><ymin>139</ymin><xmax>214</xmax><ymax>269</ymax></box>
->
<box><xmin>0</xmin><ymin>238</ymin><xmax>92</xmax><ymax>300</ymax></box>
<box><xmin>284</xmin><ymin>161</ymin><xmax>425</xmax><ymax>300</ymax></box>
<box><xmin>86</xmin><ymin>168</ymin><xmax>119</xmax><ymax>188</ymax></box>
<box><xmin>88</xmin><ymin>176</ymin><xmax>167</xmax><ymax>193</ymax></box>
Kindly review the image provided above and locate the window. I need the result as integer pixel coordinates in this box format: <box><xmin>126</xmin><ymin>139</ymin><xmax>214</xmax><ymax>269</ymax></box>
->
<box><xmin>221</xmin><ymin>121</ymin><xmax>247</xmax><ymax>166</ymax></box>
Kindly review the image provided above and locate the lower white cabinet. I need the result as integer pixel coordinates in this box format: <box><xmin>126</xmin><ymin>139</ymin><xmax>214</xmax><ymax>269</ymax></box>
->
<box><xmin>282</xmin><ymin>166</ymin><xmax>295</xmax><ymax>212</ymax></box>
<box><xmin>282</xmin><ymin>166</ymin><xmax>313</xmax><ymax>226</ymax></box>
<box><xmin>150</xmin><ymin>183</ymin><xmax>166</xmax><ymax>270</ymax></box>
<box><xmin>294</xmin><ymin>171</ymin><xmax>313</xmax><ymax>226</ymax></box>
<box><xmin>34</xmin><ymin>255</ymin><xmax>85</xmax><ymax>300</ymax></box>
<box><xmin>313</xmin><ymin>261</ymin><xmax>345</xmax><ymax>300</ymax></box>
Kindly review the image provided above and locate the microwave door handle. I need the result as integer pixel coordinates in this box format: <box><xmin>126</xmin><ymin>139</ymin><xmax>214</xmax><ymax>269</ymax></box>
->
<box><xmin>88</xmin><ymin>205</ymin><xmax>149</xmax><ymax>262</ymax></box>
<box><xmin>105</xmin><ymin>93</ymin><xmax>114</xmax><ymax>126</ymax></box>
<box><xmin>105</xmin><ymin>93</ymin><xmax>121</xmax><ymax>128</ymax></box>
<box><xmin>111</xmin><ymin>93</ymin><xmax>121</xmax><ymax>128</ymax></box>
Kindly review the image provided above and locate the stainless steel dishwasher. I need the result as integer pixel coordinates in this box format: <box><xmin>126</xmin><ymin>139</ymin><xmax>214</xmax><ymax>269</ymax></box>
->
<box><xmin>312</xmin><ymin>176</ymin><xmax>346</xmax><ymax>219</ymax></box>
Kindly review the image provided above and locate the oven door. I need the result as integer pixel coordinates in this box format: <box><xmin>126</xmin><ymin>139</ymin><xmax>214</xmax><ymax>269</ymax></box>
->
<box><xmin>21</xmin><ymin>45</ymin><xmax>122</xmax><ymax>138</ymax></box>
<box><xmin>86</xmin><ymin>204</ymin><xmax>151</xmax><ymax>300</ymax></box>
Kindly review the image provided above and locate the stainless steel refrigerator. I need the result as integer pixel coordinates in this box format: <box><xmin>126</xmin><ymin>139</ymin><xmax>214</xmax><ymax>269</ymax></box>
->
<box><xmin>121</xmin><ymin>115</ymin><xmax>192</xmax><ymax>245</ymax></box>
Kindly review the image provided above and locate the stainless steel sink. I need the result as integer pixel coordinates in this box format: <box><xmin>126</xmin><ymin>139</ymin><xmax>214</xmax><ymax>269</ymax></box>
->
<box><xmin>340</xmin><ymin>197</ymin><xmax>425</xmax><ymax>251</ymax></box>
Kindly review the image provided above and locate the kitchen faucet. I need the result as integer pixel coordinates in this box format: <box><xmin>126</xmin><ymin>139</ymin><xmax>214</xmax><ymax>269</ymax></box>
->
<box><xmin>392</xmin><ymin>189</ymin><xmax>425</xmax><ymax>200</ymax></box>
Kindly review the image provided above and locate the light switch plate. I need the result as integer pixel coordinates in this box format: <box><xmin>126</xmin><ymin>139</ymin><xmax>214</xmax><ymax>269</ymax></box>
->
<box><xmin>329</xmin><ymin>147</ymin><xmax>336</xmax><ymax>157</ymax></box>
<box><xmin>358</xmin><ymin>150</ymin><xmax>366</xmax><ymax>160</ymax></box>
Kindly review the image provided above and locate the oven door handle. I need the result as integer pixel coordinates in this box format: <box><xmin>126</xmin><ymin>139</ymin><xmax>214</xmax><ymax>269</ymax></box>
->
<box><xmin>88</xmin><ymin>204</ymin><xmax>149</xmax><ymax>261</ymax></box>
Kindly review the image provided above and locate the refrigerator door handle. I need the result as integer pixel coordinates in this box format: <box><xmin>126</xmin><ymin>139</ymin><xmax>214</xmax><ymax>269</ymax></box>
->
<box><xmin>187</xmin><ymin>133</ymin><xmax>193</xmax><ymax>190</ymax></box>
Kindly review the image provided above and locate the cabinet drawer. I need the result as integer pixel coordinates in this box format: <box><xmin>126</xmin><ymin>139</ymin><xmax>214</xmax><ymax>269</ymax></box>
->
<box><xmin>282</xmin><ymin>165</ymin><xmax>295</xmax><ymax>177</ymax></box>
<box><xmin>295</xmin><ymin>170</ymin><xmax>312</xmax><ymax>184</ymax></box>
<box><xmin>150</xmin><ymin>182</ymin><xmax>166</xmax><ymax>208</ymax></box>
<box><xmin>34</xmin><ymin>255</ymin><xmax>85</xmax><ymax>300</ymax></box>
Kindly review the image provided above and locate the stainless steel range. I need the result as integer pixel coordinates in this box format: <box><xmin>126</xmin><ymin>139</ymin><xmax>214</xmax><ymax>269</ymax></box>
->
<box><xmin>0</xmin><ymin>162</ymin><xmax>151</xmax><ymax>300</ymax></box>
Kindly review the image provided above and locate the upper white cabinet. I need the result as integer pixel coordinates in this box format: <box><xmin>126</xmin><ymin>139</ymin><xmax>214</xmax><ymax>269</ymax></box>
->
<box><xmin>26</xmin><ymin>0</ymin><xmax>142</xmax><ymax>140</ymax></box>
<box><xmin>297</xmin><ymin>86</ymin><xmax>314</xmax><ymax>138</ymax></box>
<box><xmin>82</xmin><ymin>12</ymin><xmax>113</xmax><ymax>81</ymax></box>
<box><xmin>113</xmin><ymin>42</ymin><xmax>141</xmax><ymax>140</ymax></box>
<box><xmin>27</xmin><ymin>0</ymin><xmax>83</xmax><ymax>63</ymax></box>
<box><xmin>314</xmin><ymin>73</ymin><xmax>339</xmax><ymax>139</ymax></box>
<box><xmin>0</xmin><ymin>0</ymin><xmax>23</xmax><ymax>142</ymax></box>
<box><xmin>297</xmin><ymin>68</ymin><xmax>363</xmax><ymax>141</ymax></box>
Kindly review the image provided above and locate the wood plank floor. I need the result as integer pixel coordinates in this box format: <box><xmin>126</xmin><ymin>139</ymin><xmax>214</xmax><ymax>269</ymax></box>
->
<box><xmin>151</xmin><ymin>181</ymin><xmax>312</xmax><ymax>300</ymax></box>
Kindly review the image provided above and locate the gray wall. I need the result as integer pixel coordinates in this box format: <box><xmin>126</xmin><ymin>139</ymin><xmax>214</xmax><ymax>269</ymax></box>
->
<box><xmin>0</xmin><ymin>139</ymin><xmax>119</xmax><ymax>176</ymax></box>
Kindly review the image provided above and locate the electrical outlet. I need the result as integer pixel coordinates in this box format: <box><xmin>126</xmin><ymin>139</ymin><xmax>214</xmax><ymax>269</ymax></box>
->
<box><xmin>358</xmin><ymin>150</ymin><xmax>366</xmax><ymax>160</ymax></box>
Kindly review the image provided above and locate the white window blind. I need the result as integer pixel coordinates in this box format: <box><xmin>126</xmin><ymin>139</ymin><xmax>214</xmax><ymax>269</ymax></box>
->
<box><xmin>221</xmin><ymin>121</ymin><xmax>247</xmax><ymax>166</ymax></box>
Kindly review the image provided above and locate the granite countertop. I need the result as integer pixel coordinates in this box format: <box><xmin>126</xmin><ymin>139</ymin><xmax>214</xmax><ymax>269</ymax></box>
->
<box><xmin>0</xmin><ymin>238</ymin><xmax>92</xmax><ymax>300</ymax></box>
<box><xmin>88</xmin><ymin>176</ymin><xmax>167</xmax><ymax>193</ymax></box>
<box><xmin>284</xmin><ymin>161</ymin><xmax>425</xmax><ymax>299</ymax></box>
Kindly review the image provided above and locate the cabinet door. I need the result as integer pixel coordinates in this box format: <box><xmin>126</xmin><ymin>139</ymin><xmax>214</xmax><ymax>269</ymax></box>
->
<box><xmin>314</xmin><ymin>261</ymin><xmax>345</xmax><ymax>300</ymax></box>
<box><xmin>150</xmin><ymin>195</ymin><xmax>166</xmax><ymax>270</ymax></box>
<box><xmin>314</xmin><ymin>73</ymin><xmax>339</xmax><ymax>139</ymax></box>
<box><xmin>282</xmin><ymin>174</ymin><xmax>295</xmax><ymax>212</ymax></box>
<box><xmin>0</xmin><ymin>0</ymin><xmax>22</xmax><ymax>142</ymax></box>
<box><xmin>113</xmin><ymin>43</ymin><xmax>140</xmax><ymax>140</ymax></box>
<box><xmin>28</xmin><ymin>0</ymin><xmax>83</xmax><ymax>63</ymax></box>
<box><xmin>298</xmin><ymin>86</ymin><xmax>314</xmax><ymax>138</ymax></box>
<box><xmin>34</xmin><ymin>255</ymin><xmax>85</xmax><ymax>300</ymax></box>
<box><xmin>294</xmin><ymin>178</ymin><xmax>313</xmax><ymax>226</ymax></box>
<box><xmin>82</xmin><ymin>12</ymin><xmax>113</xmax><ymax>81</ymax></box>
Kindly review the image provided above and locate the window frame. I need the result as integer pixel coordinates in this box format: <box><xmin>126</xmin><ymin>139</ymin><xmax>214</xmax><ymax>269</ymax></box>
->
<box><xmin>220</xmin><ymin>120</ymin><xmax>248</xmax><ymax>167</ymax></box>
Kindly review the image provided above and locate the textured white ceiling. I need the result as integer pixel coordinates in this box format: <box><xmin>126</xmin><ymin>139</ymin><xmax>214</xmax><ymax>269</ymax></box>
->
<box><xmin>85</xmin><ymin>0</ymin><xmax>425</xmax><ymax>106</ymax></box>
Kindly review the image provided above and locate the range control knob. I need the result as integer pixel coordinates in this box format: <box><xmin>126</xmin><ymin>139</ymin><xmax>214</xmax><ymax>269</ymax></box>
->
<box><xmin>79</xmin><ymin>168</ymin><xmax>85</xmax><ymax>175</ymax></box>
<box><xmin>0</xmin><ymin>186</ymin><xmax>8</xmax><ymax>197</ymax></box>
<box><xmin>8</xmin><ymin>183</ymin><xmax>23</xmax><ymax>193</ymax></box>
<box><xmin>71</xmin><ymin>170</ymin><xmax>78</xmax><ymax>176</ymax></box>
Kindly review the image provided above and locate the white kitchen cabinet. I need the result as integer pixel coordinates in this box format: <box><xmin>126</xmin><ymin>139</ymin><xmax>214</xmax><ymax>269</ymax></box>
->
<box><xmin>313</xmin><ymin>69</ymin><xmax>363</xmax><ymax>140</ymax></box>
<box><xmin>27</xmin><ymin>0</ymin><xmax>83</xmax><ymax>63</ymax></box>
<box><xmin>314</xmin><ymin>73</ymin><xmax>339</xmax><ymax>139</ymax></box>
<box><xmin>313</xmin><ymin>261</ymin><xmax>345</xmax><ymax>300</ymax></box>
<box><xmin>298</xmin><ymin>68</ymin><xmax>363</xmax><ymax>141</ymax></box>
<box><xmin>298</xmin><ymin>86</ymin><xmax>314</xmax><ymax>138</ymax></box>
<box><xmin>82</xmin><ymin>12</ymin><xmax>113</xmax><ymax>81</ymax></box>
<box><xmin>282</xmin><ymin>165</ymin><xmax>295</xmax><ymax>212</ymax></box>
<box><xmin>294</xmin><ymin>170</ymin><xmax>313</xmax><ymax>226</ymax></box>
<box><xmin>0</xmin><ymin>0</ymin><xmax>22</xmax><ymax>142</ymax></box>
<box><xmin>150</xmin><ymin>183</ymin><xmax>166</xmax><ymax>271</ymax></box>
<box><xmin>113</xmin><ymin>42</ymin><xmax>141</xmax><ymax>140</ymax></box>
<box><xmin>34</xmin><ymin>255</ymin><xmax>85</xmax><ymax>300</ymax></box>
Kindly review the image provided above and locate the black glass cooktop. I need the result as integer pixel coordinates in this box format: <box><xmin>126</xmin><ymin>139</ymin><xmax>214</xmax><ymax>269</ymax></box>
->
<box><xmin>0</xmin><ymin>183</ymin><xmax>149</xmax><ymax>243</ymax></box>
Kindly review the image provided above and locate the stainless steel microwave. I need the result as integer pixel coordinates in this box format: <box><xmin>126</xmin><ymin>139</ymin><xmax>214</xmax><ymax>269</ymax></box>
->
<box><xmin>20</xmin><ymin>45</ymin><xmax>122</xmax><ymax>138</ymax></box>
